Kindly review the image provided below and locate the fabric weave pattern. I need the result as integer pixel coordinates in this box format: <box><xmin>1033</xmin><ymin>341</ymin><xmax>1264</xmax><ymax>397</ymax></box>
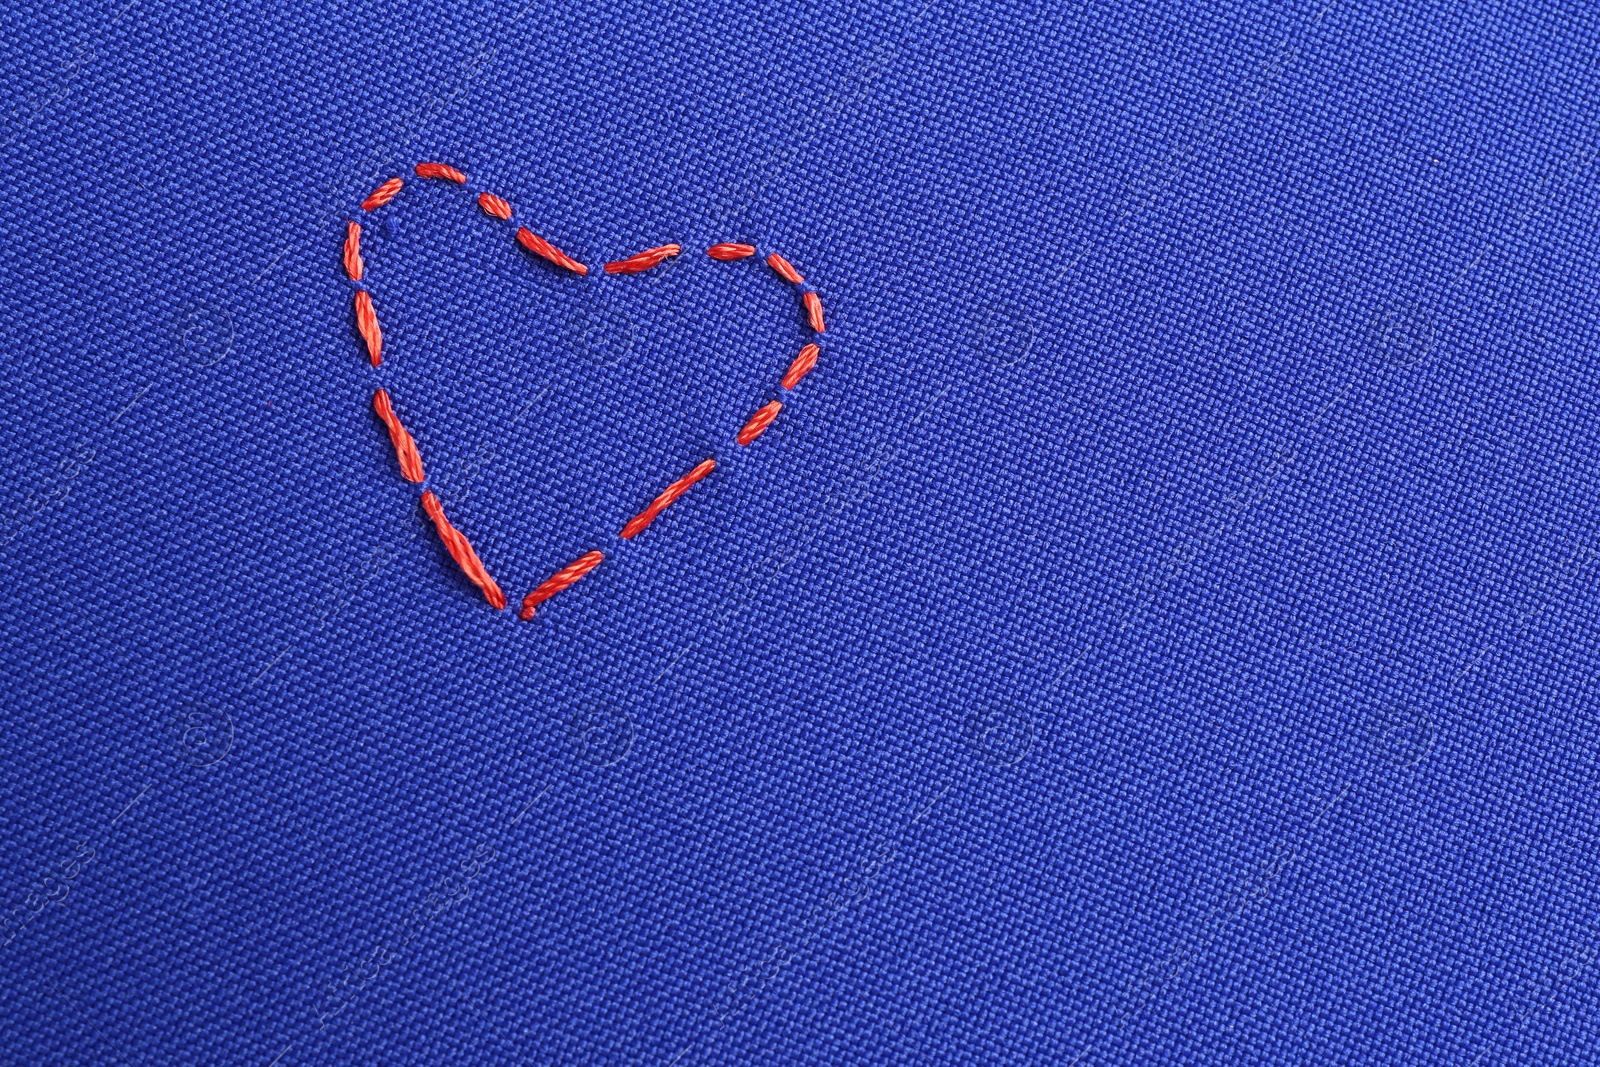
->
<box><xmin>2</xmin><ymin>1</ymin><xmax>1599</xmax><ymax>1064</ymax></box>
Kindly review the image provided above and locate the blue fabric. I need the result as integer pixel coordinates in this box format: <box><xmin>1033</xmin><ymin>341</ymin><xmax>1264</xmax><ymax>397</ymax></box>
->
<box><xmin>3</xmin><ymin>0</ymin><xmax>1600</xmax><ymax>1062</ymax></box>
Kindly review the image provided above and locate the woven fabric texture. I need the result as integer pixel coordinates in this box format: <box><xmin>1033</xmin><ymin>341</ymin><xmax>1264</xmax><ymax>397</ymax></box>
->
<box><xmin>3</xmin><ymin>0</ymin><xmax>1600</xmax><ymax>1063</ymax></box>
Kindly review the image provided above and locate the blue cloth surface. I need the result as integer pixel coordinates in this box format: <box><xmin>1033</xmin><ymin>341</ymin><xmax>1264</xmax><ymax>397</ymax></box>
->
<box><xmin>2</xmin><ymin>0</ymin><xmax>1600</xmax><ymax>1063</ymax></box>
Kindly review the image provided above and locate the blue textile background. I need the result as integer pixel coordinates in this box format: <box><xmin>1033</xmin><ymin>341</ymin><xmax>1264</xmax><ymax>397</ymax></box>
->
<box><xmin>3</xmin><ymin>0</ymin><xmax>1600</xmax><ymax>1063</ymax></box>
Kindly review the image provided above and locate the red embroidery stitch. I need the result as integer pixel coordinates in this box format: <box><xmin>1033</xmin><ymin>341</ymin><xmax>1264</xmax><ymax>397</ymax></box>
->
<box><xmin>620</xmin><ymin>458</ymin><xmax>716</xmax><ymax>540</ymax></box>
<box><xmin>515</xmin><ymin>227</ymin><xmax>589</xmax><ymax>276</ymax></box>
<box><xmin>766</xmin><ymin>252</ymin><xmax>804</xmax><ymax>285</ymax></box>
<box><xmin>362</xmin><ymin>177</ymin><xmax>404</xmax><ymax>212</ymax></box>
<box><xmin>420</xmin><ymin>491</ymin><xmax>507</xmax><ymax>610</ymax></box>
<box><xmin>414</xmin><ymin>162</ymin><xmax>467</xmax><ymax>183</ymax></box>
<box><xmin>344</xmin><ymin>222</ymin><xmax>364</xmax><ymax>282</ymax></box>
<box><xmin>604</xmin><ymin>244</ymin><xmax>682</xmax><ymax>275</ymax></box>
<box><xmin>353</xmin><ymin>290</ymin><xmax>383</xmax><ymax>366</ymax></box>
<box><xmin>803</xmin><ymin>291</ymin><xmax>826</xmax><ymax>333</ymax></box>
<box><xmin>341</xmin><ymin>164</ymin><xmax>833</xmax><ymax>617</ymax></box>
<box><xmin>520</xmin><ymin>551</ymin><xmax>605</xmax><ymax>620</ymax></box>
<box><xmin>372</xmin><ymin>388</ymin><xmax>425</xmax><ymax>483</ymax></box>
<box><xmin>478</xmin><ymin>192</ymin><xmax>513</xmax><ymax>220</ymax></box>
<box><xmin>782</xmin><ymin>343</ymin><xmax>820</xmax><ymax>390</ymax></box>
<box><xmin>737</xmin><ymin>401</ymin><xmax>783</xmax><ymax>446</ymax></box>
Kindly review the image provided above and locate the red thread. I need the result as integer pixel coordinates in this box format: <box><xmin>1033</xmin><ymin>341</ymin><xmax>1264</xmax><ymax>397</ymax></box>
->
<box><xmin>619</xmin><ymin>458</ymin><xmax>716</xmax><ymax>540</ymax></box>
<box><xmin>361</xmin><ymin>177</ymin><xmax>403</xmax><ymax>212</ymax></box>
<box><xmin>420</xmin><ymin>491</ymin><xmax>507</xmax><ymax>609</ymax></box>
<box><xmin>708</xmin><ymin>243</ymin><xmax>757</xmax><ymax>261</ymax></box>
<box><xmin>604</xmin><ymin>244</ymin><xmax>682</xmax><ymax>275</ymax></box>
<box><xmin>414</xmin><ymin>162</ymin><xmax>467</xmax><ymax>184</ymax></box>
<box><xmin>372</xmin><ymin>388</ymin><xmax>425</xmax><ymax>483</ymax></box>
<box><xmin>737</xmin><ymin>401</ymin><xmax>783</xmax><ymax>446</ymax></box>
<box><xmin>353</xmin><ymin>290</ymin><xmax>383</xmax><ymax>366</ymax></box>
<box><xmin>341</xmin><ymin>165</ymin><xmax>843</xmax><ymax>618</ymax></box>
<box><xmin>519</xmin><ymin>550</ymin><xmax>605</xmax><ymax>620</ymax></box>
<box><xmin>766</xmin><ymin>252</ymin><xmax>804</xmax><ymax>285</ymax></box>
<box><xmin>516</xmin><ymin>227</ymin><xmax>588</xmax><ymax>276</ymax></box>
<box><xmin>803</xmin><ymin>291</ymin><xmax>826</xmax><ymax>333</ymax></box>
<box><xmin>343</xmin><ymin>221</ymin><xmax>364</xmax><ymax>282</ymax></box>
<box><xmin>477</xmin><ymin>191</ymin><xmax>513</xmax><ymax>220</ymax></box>
<box><xmin>782</xmin><ymin>343</ymin><xmax>820</xmax><ymax>390</ymax></box>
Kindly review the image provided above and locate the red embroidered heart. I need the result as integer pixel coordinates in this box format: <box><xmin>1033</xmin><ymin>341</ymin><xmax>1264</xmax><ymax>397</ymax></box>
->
<box><xmin>343</xmin><ymin>161</ymin><xmax>827</xmax><ymax>619</ymax></box>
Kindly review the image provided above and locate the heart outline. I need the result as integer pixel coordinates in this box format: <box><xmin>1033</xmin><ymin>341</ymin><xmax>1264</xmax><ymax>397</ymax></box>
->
<box><xmin>343</xmin><ymin>161</ymin><xmax>828</xmax><ymax>620</ymax></box>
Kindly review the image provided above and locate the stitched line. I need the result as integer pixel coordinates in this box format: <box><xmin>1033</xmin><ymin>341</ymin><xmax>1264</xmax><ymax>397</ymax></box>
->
<box><xmin>708</xmin><ymin>243</ymin><xmax>757</xmax><ymax>261</ymax></box>
<box><xmin>342</xmin><ymin>163</ymin><xmax>831</xmax><ymax>620</ymax></box>
<box><xmin>477</xmin><ymin>191</ymin><xmax>513</xmax><ymax>220</ymax></box>
<box><xmin>361</xmin><ymin>177</ymin><xmax>404</xmax><ymax>212</ymax></box>
<box><xmin>519</xmin><ymin>551</ymin><xmax>605</xmax><ymax>620</ymax></box>
<box><xmin>764</xmin><ymin>252</ymin><xmax>826</xmax><ymax>334</ymax></box>
<box><xmin>620</xmin><ymin>458</ymin><xmax>717</xmax><ymax>540</ymax></box>
<box><xmin>766</xmin><ymin>252</ymin><xmax>804</xmax><ymax>284</ymax></box>
<box><xmin>420</xmin><ymin>491</ymin><xmax>507</xmax><ymax>610</ymax></box>
<box><xmin>737</xmin><ymin>401</ymin><xmax>783</xmax><ymax>446</ymax></box>
<box><xmin>415</xmin><ymin>161</ymin><xmax>467</xmax><ymax>183</ymax></box>
<box><xmin>343</xmin><ymin>222</ymin><xmax>364</xmax><ymax>282</ymax></box>
<box><xmin>782</xmin><ymin>343</ymin><xmax>820</xmax><ymax>390</ymax></box>
<box><xmin>803</xmin><ymin>291</ymin><xmax>826</xmax><ymax>334</ymax></box>
<box><xmin>604</xmin><ymin>244</ymin><xmax>682</xmax><ymax>275</ymax></box>
<box><xmin>372</xmin><ymin>388</ymin><xmax>426</xmax><ymax>483</ymax></box>
<box><xmin>516</xmin><ymin>226</ymin><xmax>589</xmax><ymax>276</ymax></box>
<box><xmin>353</xmin><ymin>290</ymin><xmax>382</xmax><ymax>366</ymax></box>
